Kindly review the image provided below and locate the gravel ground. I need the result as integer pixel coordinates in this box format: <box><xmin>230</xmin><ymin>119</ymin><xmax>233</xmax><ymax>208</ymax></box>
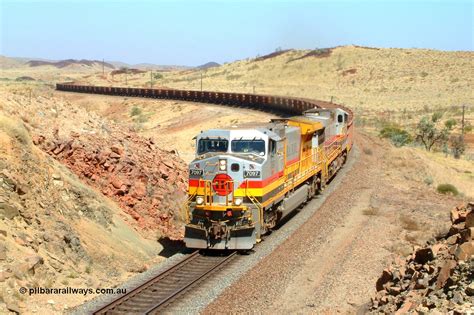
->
<box><xmin>69</xmin><ymin>141</ymin><xmax>359</xmax><ymax>315</ymax></box>
<box><xmin>204</xmin><ymin>133</ymin><xmax>461</xmax><ymax>314</ymax></box>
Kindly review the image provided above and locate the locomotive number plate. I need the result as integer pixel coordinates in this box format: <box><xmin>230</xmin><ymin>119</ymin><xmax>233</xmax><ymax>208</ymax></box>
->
<box><xmin>189</xmin><ymin>169</ymin><xmax>203</xmax><ymax>176</ymax></box>
<box><xmin>244</xmin><ymin>170</ymin><xmax>261</xmax><ymax>178</ymax></box>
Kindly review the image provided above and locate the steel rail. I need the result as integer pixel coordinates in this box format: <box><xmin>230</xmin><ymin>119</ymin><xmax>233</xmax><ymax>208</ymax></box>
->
<box><xmin>92</xmin><ymin>251</ymin><xmax>237</xmax><ymax>314</ymax></box>
<box><xmin>144</xmin><ymin>251</ymin><xmax>237</xmax><ymax>314</ymax></box>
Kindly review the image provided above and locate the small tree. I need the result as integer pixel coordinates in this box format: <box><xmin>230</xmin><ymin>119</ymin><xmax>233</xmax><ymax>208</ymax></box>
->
<box><xmin>415</xmin><ymin>113</ymin><xmax>451</xmax><ymax>151</ymax></box>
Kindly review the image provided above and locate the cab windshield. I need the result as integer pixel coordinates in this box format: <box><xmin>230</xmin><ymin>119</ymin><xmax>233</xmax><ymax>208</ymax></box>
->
<box><xmin>197</xmin><ymin>138</ymin><xmax>228</xmax><ymax>154</ymax></box>
<box><xmin>231</xmin><ymin>140</ymin><xmax>265</xmax><ymax>156</ymax></box>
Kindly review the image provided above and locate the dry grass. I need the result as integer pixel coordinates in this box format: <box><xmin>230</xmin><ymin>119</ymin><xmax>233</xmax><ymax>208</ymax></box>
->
<box><xmin>387</xmin><ymin>241</ymin><xmax>413</xmax><ymax>257</ymax></box>
<box><xmin>404</xmin><ymin>232</ymin><xmax>423</xmax><ymax>245</ymax></box>
<box><xmin>400</xmin><ymin>216</ymin><xmax>420</xmax><ymax>231</ymax></box>
<box><xmin>436</xmin><ymin>183</ymin><xmax>459</xmax><ymax>196</ymax></box>
<box><xmin>362</xmin><ymin>206</ymin><xmax>379</xmax><ymax>216</ymax></box>
<box><xmin>363</xmin><ymin>147</ymin><xmax>373</xmax><ymax>155</ymax></box>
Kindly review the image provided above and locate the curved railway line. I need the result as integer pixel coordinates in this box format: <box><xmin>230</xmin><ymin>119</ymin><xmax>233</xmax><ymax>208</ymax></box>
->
<box><xmin>93</xmin><ymin>251</ymin><xmax>237</xmax><ymax>314</ymax></box>
<box><xmin>55</xmin><ymin>83</ymin><xmax>353</xmax><ymax>123</ymax></box>
<box><xmin>56</xmin><ymin>83</ymin><xmax>354</xmax><ymax>314</ymax></box>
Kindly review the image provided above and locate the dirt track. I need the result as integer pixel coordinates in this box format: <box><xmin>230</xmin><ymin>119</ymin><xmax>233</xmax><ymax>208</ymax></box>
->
<box><xmin>204</xmin><ymin>132</ymin><xmax>460</xmax><ymax>313</ymax></box>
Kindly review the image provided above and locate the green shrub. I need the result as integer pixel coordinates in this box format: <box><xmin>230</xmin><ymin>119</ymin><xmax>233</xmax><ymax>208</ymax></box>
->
<box><xmin>379</xmin><ymin>125</ymin><xmax>412</xmax><ymax>147</ymax></box>
<box><xmin>153</xmin><ymin>73</ymin><xmax>163</xmax><ymax>80</ymax></box>
<box><xmin>431</xmin><ymin>112</ymin><xmax>443</xmax><ymax>123</ymax></box>
<box><xmin>130</xmin><ymin>106</ymin><xmax>142</xmax><ymax>117</ymax></box>
<box><xmin>136</xmin><ymin>114</ymin><xmax>148</xmax><ymax>124</ymax></box>
<box><xmin>465</xmin><ymin>123</ymin><xmax>473</xmax><ymax>133</ymax></box>
<box><xmin>391</xmin><ymin>133</ymin><xmax>412</xmax><ymax>147</ymax></box>
<box><xmin>436</xmin><ymin>183</ymin><xmax>459</xmax><ymax>196</ymax></box>
<box><xmin>444</xmin><ymin>118</ymin><xmax>457</xmax><ymax>130</ymax></box>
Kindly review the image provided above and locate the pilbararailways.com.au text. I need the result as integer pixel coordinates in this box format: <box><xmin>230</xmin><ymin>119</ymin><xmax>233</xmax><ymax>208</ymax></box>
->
<box><xmin>19</xmin><ymin>286</ymin><xmax>127</xmax><ymax>296</ymax></box>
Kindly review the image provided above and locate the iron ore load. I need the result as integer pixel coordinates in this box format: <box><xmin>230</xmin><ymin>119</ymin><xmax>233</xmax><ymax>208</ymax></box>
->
<box><xmin>185</xmin><ymin>107</ymin><xmax>353</xmax><ymax>250</ymax></box>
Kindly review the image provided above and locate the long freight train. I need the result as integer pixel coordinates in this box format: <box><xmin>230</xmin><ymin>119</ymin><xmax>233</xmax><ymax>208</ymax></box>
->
<box><xmin>184</xmin><ymin>108</ymin><xmax>353</xmax><ymax>250</ymax></box>
<box><xmin>55</xmin><ymin>83</ymin><xmax>354</xmax><ymax>250</ymax></box>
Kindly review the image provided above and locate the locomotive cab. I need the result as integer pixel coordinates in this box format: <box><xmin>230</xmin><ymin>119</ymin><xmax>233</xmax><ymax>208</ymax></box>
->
<box><xmin>185</xmin><ymin>127</ymin><xmax>283</xmax><ymax>250</ymax></box>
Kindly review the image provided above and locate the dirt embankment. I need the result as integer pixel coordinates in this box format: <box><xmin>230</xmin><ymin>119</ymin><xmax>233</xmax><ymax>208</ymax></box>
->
<box><xmin>0</xmin><ymin>115</ymin><xmax>164</xmax><ymax>313</ymax></box>
<box><xmin>0</xmin><ymin>84</ymin><xmax>191</xmax><ymax>313</ymax></box>
<box><xmin>205</xmin><ymin>132</ymin><xmax>465</xmax><ymax>314</ymax></box>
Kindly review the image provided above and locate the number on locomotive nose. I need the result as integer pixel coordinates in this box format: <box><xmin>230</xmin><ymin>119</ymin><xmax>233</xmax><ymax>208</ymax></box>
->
<box><xmin>243</xmin><ymin>170</ymin><xmax>261</xmax><ymax>178</ymax></box>
<box><xmin>189</xmin><ymin>169</ymin><xmax>203</xmax><ymax>176</ymax></box>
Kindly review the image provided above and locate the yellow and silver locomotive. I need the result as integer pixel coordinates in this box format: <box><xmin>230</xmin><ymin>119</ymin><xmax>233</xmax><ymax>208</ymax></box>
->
<box><xmin>184</xmin><ymin>108</ymin><xmax>353</xmax><ymax>250</ymax></box>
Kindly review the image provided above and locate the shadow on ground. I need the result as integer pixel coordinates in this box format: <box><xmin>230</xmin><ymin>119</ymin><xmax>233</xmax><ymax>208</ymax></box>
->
<box><xmin>158</xmin><ymin>237</ymin><xmax>193</xmax><ymax>257</ymax></box>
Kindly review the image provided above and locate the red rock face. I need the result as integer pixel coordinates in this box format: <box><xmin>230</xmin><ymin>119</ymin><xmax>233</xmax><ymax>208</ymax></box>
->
<box><xmin>37</xmin><ymin>128</ymin><xmax>188</xmax><ymax>240</ymax></box>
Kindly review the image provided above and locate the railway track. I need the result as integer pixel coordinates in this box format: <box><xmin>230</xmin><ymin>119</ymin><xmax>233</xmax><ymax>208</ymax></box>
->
<box><xmin>93</xmin><ymin>251</ymin><xmax>237</xmax><ymax>314</ymax></box>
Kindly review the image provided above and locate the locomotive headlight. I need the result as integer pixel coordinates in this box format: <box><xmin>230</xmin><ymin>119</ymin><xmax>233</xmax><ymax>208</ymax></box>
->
<box><xmin>196</xmin><ymin>196</ymin><xmax>204</xmax><ymax>205</ymax></box>
<box><xmin>234</xmin><ymin>198</ymin><xmax>243</xmax><ymax>206</ymax></box>
<box><xmin>219</xmin><ymin>159</ymin><xmax>227</xmax><ymax>171</ymax></box>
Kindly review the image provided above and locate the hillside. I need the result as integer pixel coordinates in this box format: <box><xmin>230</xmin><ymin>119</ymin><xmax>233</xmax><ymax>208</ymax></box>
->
<box><xmin>67</xmin><ymin>46</ymin><xmax>473</xmax><ymax>113</ymax></box>
<box><xmin>164</xmin><ymin>46</ymin><xmax>473</xmax><ymax>112</ymax></box>
<box><xmin>0</xmin><ymin>114</ymin><xmax>164</xmax><ymax>313</ymax></box>
<box><xmin>0</xmin><ymin>56</ymin><xmax>25</xmax><ymax>69</ymax></box>
<box><xmin>0</xmin><ymin>81</ymin><xmax>189</xmax><ymax>313</ymax></box>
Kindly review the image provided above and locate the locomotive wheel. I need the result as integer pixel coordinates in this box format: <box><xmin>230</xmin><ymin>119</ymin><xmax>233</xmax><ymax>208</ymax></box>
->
<box><xmin>319</xmin><ymin>176</ymin><xmax>327</xmax><ymax>192</ymax></box>
<box><xmin>307</xmin><ymin>177</ymin><xmax>317</xmax><ymax>199</ymax></box>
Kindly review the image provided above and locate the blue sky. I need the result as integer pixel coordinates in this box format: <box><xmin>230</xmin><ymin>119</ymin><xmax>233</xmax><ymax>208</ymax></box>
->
<box><xmin>1</xmin><ymin>0</ymin><xmax>472</xmax><ymax>66</ymax></box>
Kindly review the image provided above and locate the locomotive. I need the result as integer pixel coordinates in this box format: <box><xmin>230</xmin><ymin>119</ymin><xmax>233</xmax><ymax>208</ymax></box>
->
<box><xmin>184</xmin><ymin>107</ymin><xmax>353</xmax><ymax>250</ymax></box>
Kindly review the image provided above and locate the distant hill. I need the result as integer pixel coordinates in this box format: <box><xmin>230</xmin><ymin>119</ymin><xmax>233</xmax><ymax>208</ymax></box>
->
<box><xmin>197</xmin><ymin>62</ymin><xmax>220</xmax><ymax>69</ymax></box>
<box><xmin>26</xmin><ymin>59</ymin><xmax>115</xmax><ymax>69</ymax></box>
<box><xmin>1</xmin><ymin>55</ymin><xmax>193</xmax><ymax>71</ymax></box>
<box><xmin>0</xmin><ymin>55</ymin><xmax>25</xmax><ymax>69</ymax></box>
